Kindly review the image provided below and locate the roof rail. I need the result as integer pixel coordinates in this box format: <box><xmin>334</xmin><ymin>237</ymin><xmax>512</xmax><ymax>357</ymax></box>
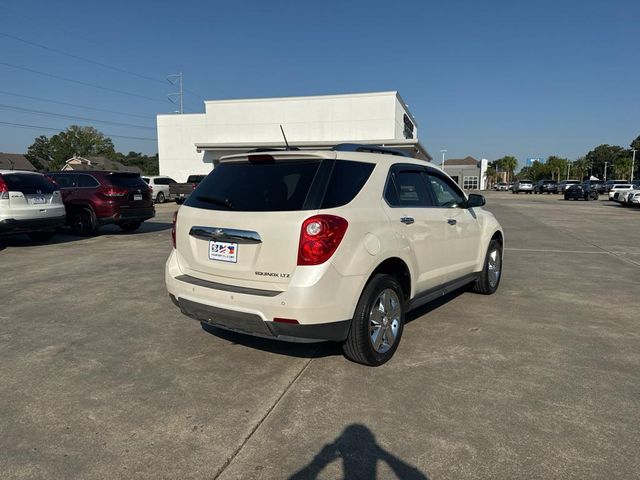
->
<box><xmin>332</xmin><ymin>143</ymin><xmax>408</xmax><ymax>157</ymax></box>
<box><xmin>247</xmin><ymin>147</ymin><xmax>301</xmax><ymax>153</ymax></box>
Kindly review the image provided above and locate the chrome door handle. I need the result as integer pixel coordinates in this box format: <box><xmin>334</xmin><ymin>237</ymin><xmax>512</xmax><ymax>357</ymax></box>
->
<box><xmin>400</xmin><ymin>216</ymin><xmax>415</xmax><ymax>225</ymax></box>
<box><xmin>447</xmin><ymin>218</ymin><xmax>457</xmax><ymax>226</ymax></box>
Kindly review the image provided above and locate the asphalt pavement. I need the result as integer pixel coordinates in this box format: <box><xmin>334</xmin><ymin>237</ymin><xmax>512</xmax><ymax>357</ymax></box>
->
<box><xmin>1</xmin><ymin>192</ymin><xmax>638</xmax><ymax>479</ymax></box>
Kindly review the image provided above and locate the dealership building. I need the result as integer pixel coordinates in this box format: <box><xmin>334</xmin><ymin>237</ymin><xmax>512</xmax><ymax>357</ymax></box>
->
<box><xmin>157</xmin><ymin>91</ymin><xmax>431</xmax><ymax>182</ymax></box>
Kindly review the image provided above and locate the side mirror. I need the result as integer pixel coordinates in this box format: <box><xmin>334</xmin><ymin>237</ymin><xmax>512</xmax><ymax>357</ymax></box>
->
<box><xmin>465</xmin><ymin>193</ymin><xmax>485</xmax><ymax>208</ymax></box>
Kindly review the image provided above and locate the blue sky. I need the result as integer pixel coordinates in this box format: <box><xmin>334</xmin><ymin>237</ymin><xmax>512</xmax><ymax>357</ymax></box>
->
<box><xmin>0</xmin><ymin>0</ymin><xmax>638</xmax><ymax>167</ymax></box>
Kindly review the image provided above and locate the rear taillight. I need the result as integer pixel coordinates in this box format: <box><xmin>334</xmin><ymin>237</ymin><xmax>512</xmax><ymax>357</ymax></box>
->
<box><xmin>171</xmin><ymin>210</ymin><xmax>178</xmax><ymax>249</ymax></box>
<box><xmin>297</xmin><ymin>215</ymin><xmax>348</xmax><ymax>266</ymax></box>
<box><xmin>191</xmin><ymin>183</ymin><xmax>197</xmax><ymax>190</ymax></box>
<box><xmin>101</xmin><ymin>186</ymin><xmax>128</xmax><ymax>197</ymax></box>
<box><xmin>0</xmin><ymin>175</ymin><xmax>7</xmax><ymax>199</ymax></box>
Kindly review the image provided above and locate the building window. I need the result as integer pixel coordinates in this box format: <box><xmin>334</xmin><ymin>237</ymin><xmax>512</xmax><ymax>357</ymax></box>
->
<box><xmin>463</xmin><ymin>176</ymin><xmax>479</xmax><ymax>190</ymax></box>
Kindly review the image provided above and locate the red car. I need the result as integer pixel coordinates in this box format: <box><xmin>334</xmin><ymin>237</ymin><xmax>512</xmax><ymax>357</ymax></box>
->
<box><xmin>48</xmin><ymin>171</ymin><xmax>155</xmax><ymax>236</ymax></box>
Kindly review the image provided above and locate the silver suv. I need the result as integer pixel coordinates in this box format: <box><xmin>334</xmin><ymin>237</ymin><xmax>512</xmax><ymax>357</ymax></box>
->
<box><xmin>512</xmin><ymin>180</ymin><xmax>533</xmax><ymax>194</ymax></box>
<box><xmin>0</xmin><ymin>170</ymin><xmax>66</xmax><ymax>241</ymax></box>
<box><xmin>165</xmin><ymin>146</ymin><xmax>504</xmax><ymax>365</ymax></box>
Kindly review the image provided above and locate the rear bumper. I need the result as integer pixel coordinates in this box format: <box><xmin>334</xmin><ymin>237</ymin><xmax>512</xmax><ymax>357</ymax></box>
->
<box><xmin>165</xmin><ymin>250</ymin><xmax>361</xmax><ymax>342</ymax></box>
<box><xmin>0</xmin><ymin>215</ymin><xmax>66</xmax><ymax>235</ymax></box>
<box><xmin>98</xmin><ymin>207</ymin><xmax>155</xmax><ymax>225</ymax></box>
<box><xmin>173</xmin><ymin>295</ymin><xmax>350</xmax><ymax>342</ymax></box>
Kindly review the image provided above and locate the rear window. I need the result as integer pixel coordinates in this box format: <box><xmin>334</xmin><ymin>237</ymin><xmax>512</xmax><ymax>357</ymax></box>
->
<box><xmin>106</xmin><ymin>173</ymin><xmax>147</xmax><ymax>188</ymax></box>
<box><xmin>520</xmin><ymin>181</ymin><xmax>532</xmax><ymax>185</ymax></box>
<box><xmin>186</xmin><ymin>159</ymin><xmax>374</xmax><ymax>212</ymax></box>
<box><xmin>187</xmin><ymin>175</ymin><xmax>206</xmax><ymax>183</ymax></box>
<box><xmin>0</xmin><ymin>173</ymin><xmax>56</xmax><ymax>194</ymax></box>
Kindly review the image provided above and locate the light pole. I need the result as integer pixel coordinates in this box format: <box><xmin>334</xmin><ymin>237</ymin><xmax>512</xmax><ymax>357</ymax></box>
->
<box><xmin>440</xmin><ymin>149</ymin><xmax>447</xmax><ymax>170</ymax></box>
<box><xmin>631</xmin><ymin>149</ymin><xmax>637</xmax><ymax>182</ymax></box>
<box><xmin>603</xmin><ymin>161</ymin><xmax>609</xmax><ymax>182</ymax></box>
<box><xmin>566</xmin><ymin>161</ymin><xmax>570</xmax><ymax>180</ymax></box>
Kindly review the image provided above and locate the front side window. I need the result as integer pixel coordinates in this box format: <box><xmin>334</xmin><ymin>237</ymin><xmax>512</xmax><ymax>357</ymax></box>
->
<box><xmin>428</xmin><ymin>173</ymin><xmax>466</xmax><ymax>207</ymax></box>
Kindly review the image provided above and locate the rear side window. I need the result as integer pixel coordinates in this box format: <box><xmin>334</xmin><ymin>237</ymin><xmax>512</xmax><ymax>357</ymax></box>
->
<box><xmin>107</xmin><ymin>174</ymin><xmax>147</xmax><ymax>188</ymax></box>
<box><xmin>77</xmin><ymin>174</ymin><xmax>99</xmax><ymax>188</ymax></box>
<box><xmin>154</xmin><ymin>178</ymin><xmax>175</xmax><ymax>185</ymax></box>
<box><xmin>1</xmin><ymin>173</ymin><xmax>56</xmax><ymax>194</ymax></box>
<box><xmin>186</xmin><ymin>160</ymin><xmax>322</xmax><ymax>211</ymax></box>
<box><xmin>320</xmin><ymin>160</ymin><xmax>375</xmax><ymax>209</ymax></box>
<box><xmin>51</xmin><ymin>174</ymin><xmax>77</xmax><ymax>188</ymax></box>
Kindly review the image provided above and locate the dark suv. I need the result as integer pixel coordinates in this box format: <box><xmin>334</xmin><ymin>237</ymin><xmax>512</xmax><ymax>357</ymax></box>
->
<box><xmin>564</xmin><ymin>182</ymin><xmax>599</xmax><ymax>201</ymax></box>
<box><xmin>49</xmin><ymin>171</ymin><xmax>154</xmax><ymax>236</ymax></box>
<box><xmin>534</xmin><ymin>179</ymin><xmax>557</xmax><ymax>194</ymax></box>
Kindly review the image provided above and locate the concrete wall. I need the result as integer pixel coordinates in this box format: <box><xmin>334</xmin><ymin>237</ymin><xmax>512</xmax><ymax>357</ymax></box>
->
<box><xmin>157</xmin><ymin>92</ymin><xmax>418</xmax><ymax>182</ymax></box>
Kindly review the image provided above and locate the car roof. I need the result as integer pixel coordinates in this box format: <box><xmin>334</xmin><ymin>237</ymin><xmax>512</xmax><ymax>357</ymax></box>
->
<box><xmin>219</xmin><ymin>149</ymin><xmax>434</xmax><ymax>168</ymax></box>
<box><xmin>0</xmin><ymin>169</ymin><xmax>41</xmax><ymax>175</ymax></box>
<box><xmin>49</xmin><ymin>170</ymin><xmax>140</xmax><ymax>175</ymax></box>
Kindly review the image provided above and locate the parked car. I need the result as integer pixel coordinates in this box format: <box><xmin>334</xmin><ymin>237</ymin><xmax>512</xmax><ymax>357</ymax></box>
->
<box><xmin>617</xmin><ymin>188</ymin><xmax>640</xmax><ymax>206</ymax></box>
<box><xmin>605</xmin><ymin>179</ymin><xmax>628</xmax><ymax>192</ymax></box>
<box><xmin>627</xmin><ymin>190</ymin><xmax>640</xmax><ymax>207</ymax></box>
<box><xmin>0</xmin><ymin>170</ymin><xmax>66</xmax><ymax>241</ymax></box>
<box><xmin>494</xmin><ymin>182</ymin><xmax>509</xmax><ymax>191</ymax></box>
<box><xmin>512</xmin><ymin>180</ymin><xmax>533</xmax><ymax>194</ymax></box>
<box><xmin>534</xmin><ymin>179</ymin><xmax>558</xmax><ymax>194</ymax></box>
<box><xmin>564</xmin><ymin>182</ymin><xmax>599</xmax><ymax>201</ymax></box>
<box><xmin>557</xmin><ymin>180</ymin><xmax>580</xmax><ymax>193</ymax></box>
<box><xmin>608</xmin><ymin>184</ymin><xmax>634</xmax><ymax>200</ymax></box>
<box><xmin>142</xmin><ymin>176</ymin><xmax>177</xmax><ymax>204</ymax></box>
<box><xmin>169</xmin><ymin>174</ymin><xmax>207</xmax><ymax>204</ymax></box>
<box><xmin>49</xmin><ymin>171</ymin><xmax>155</xmax><ymax>236</ymax></box>
<box><xmin>583</xmin><ymin>180</ymin><xmax>606</xmax><ymax>194</ymax></box>
<box><xmin>166</xmin><ymin>145</ymin><xmax>504</xmax><ymax>366</ymax></box>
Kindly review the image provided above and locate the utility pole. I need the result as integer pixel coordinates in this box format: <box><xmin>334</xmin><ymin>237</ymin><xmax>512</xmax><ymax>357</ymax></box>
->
<box><xmin>440</xmin><ymin>149</ymin><xmax>447</xmax><ymax>170</ymax></box>
<box><xmin>167</xmin><ymin>73</ymin><xmax>184</xmax><ymax>114</ymax></box>
<box><xmin>631</xmin><ymin>149</ymin><xmax>637</xmax><ymax>182</ymax></box>
<box><xmin>566</xmin><ymin>161</ymin><xmax>570</xmax><ymax>180</ymax></box>
<box><xmin>603</xmin><ymin>161</ymin><xmax>609</xmax><ymax>182</ymax></box>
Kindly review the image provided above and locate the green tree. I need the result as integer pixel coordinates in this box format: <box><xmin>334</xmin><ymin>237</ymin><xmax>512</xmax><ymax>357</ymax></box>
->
<box><xmin>546</xmin><ymin>155</ymin><xmax>569</xmax><ymax>181</ymax></box>
<box><xmin>496</xmin><ymin>156</ymin><xmax>518</xmax><ymax>182</ymax></box>
<box><xmin>584</xmin><ymin>144</ymin><xmax>626</xmax><ymax>180</ymax></box>
<box><xmin>630</xmin><ymin>135</ymin><xmax>640</xmax><ymax>151</ymax></box>
<box><xmin>25</xmin><ymin>135</ymin><xmax>52</xmax><ymax>171</ymax></box>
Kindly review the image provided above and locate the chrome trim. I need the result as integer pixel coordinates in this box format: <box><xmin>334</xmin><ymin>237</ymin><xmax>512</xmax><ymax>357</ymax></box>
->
<box><xmin>189</xmin><ymin>226</ymin><xmax>262</xmax><ymax>244</ymax></box>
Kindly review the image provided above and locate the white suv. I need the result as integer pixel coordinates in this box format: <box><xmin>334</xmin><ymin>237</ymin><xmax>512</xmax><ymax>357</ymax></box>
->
<box><xmin>142</xmin><ymin>175</ymin><xmax>177</xmax><ymax>203</ymax></box>
<box><xmin>165</xmin><ymin>146</ymin><xmax>504</xmax><ymax>365</ymax></box>
<box><xmin>0</xmin><ymin>170</ymin><xmax>66</xmax><ymax>241</ymax></box>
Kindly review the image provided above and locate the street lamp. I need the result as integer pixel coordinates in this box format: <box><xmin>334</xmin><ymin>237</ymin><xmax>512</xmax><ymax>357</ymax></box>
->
<box><xmin>632</xmin><ymin>149</ymin><xmax>637</xmax><ymax>182</ymax></box>
<box><xmin>440</xmin><ymin>149</ymin><xmax>447</xmax><ymax>170</ymax></box>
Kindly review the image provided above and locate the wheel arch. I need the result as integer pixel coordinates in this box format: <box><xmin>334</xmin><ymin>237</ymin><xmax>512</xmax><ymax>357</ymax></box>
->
<box><xmin>366</xmin><ymin>257</ymin><xmax>412</xmax><ymax>302</ymax></box>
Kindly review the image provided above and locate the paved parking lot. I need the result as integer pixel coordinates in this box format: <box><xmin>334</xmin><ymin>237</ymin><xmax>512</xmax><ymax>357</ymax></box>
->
<box><xmin>1</xmin><ymin>193</ymin><xmax>639</xmax><ymax>479</ymax></box>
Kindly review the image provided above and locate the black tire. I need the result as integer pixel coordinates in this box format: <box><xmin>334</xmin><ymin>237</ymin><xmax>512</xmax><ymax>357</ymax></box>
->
<box><xmin>472</xmin><ymin>239</ymin><xmax>503</xmax><ymax>295</ymax></box>
<box><xmin>27</xmin><ymin>231</ymin><xmax>55</xmax><ymax>242</ymax></box>
<box><xmin>119</xmin><ymin>221</ymin><xmax>142</xmax><ymax>232</ymax></box>
<box><xmin>70</xmin><ymin>208</ymin><xmax>97</xmax><ymax>236</ymax></box>
<box><xmin>156</xmin><ymin>192</ymin><xmax>165</xmax><ymax>204</ymax></box>
<box><xmin>342</xmin><ymin>274</ymin><xmax>405</xmax><ymax>366</ymax></box>
<box><xmin>175</xmin><ymin>198</ymin><xmax>184</xmax><ymax>205</ymax></box>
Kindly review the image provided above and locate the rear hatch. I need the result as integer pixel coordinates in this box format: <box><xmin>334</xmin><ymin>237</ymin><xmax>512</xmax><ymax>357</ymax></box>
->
<box><xmin>0</xmin><ymin>172</ymin><xmax>62</xmax><ymax>220</ymax></box>
<box><xmin>175</xmin><ymin>152</ymin><xmax>374</xmax><ymax>290</ymax></box>
<box><xmin>102</xmin><ymin>173</ymin><xmax>152</xmax><ymax>209</ymax></box>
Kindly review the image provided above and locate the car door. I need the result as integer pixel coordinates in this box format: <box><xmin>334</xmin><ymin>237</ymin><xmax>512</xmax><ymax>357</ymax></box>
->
<box><xmin>381</xmin><ymin>165</ymin><xmax>449</xmax><ymax>293</ymax></box>
<box><xmin>425</xmin><ymin>171</ymin><xmax>482</xmax><ymax>281</ymax></box>
<box><xmin>52</xmin><ymin>173</ymin><xmax>78</xmax><ymax>203</ymax></box>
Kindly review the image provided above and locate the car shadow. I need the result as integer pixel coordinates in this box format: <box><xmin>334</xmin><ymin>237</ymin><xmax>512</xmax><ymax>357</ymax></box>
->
<box><xmin>288</xmin><ymin>424</ymin><xmax>429</xmax><ymax>479</ymax></box>
<box><xmin>200</xmin><ymin>323</ymin><xmax>342</xmax><ymax>359</ymax></box>
<box><xmin>405</xmin><ymin>288</ymin><xmax>467</xmax><ymax>324</ymax></box>
<box><xmin>0</xmin><ymin>221</ymin><xmax>172</xmax><ymax>249</ymax></box>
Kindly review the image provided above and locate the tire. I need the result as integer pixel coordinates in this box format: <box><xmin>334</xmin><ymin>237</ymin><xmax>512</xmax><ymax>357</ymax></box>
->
<box><xmin>472</xmin><ymin>239</ymin><xmax>503</xmax><ymax>295</ymax></box>
<box><xmin>27</xmin><ymin>231</ymin><xmax>55</xmax><ymax>242</ymax></box>
<box><xmin>156</xmin><ymin>192</ymin><xmax>165</xmax><ymax>204</ymax></box>
<box><xmin>70</xmin><ymin>208</ymin><xmax>97</xmax><ymax>236</ymax></box>
<box><xmin>175</xmin><ymin>198</ymin><xmax>184</xmax><ymax>205</ymax></box>
<box><xmin>119</xmin><ymin>221</ymin><xmax>142</xmax><ymax>232</ymax></box>
<box><xmin>342</xmin><ymin>274</ymin><xmax>405</xmax><ymax>366</ymax></box>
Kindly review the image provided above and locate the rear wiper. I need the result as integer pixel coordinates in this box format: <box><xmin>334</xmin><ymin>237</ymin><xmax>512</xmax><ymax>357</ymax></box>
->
<box><xmin>195</xmin><ymin>194</ymin><xmax>233</xmax><ymax>209</ymax></box>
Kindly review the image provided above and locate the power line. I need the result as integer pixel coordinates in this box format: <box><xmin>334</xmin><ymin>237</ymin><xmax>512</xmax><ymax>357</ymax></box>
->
<box><xmin>0</xmin><ymin>120</ymin><xmax>157</xmax><ymax>141</ymax></box>
<box><xmin>0</xmin><ymin>103</ymin><xmax>155</xmax><ymax>130</ymax></box>
<box><xmin>0</xmin><ymin>61</ymin><xmax>168</xmax><ymax>104</ymax></box>
<box><xmin>0</xmin><ymin>26</ymin><xmax>206</xmax><ymax>100</ymax></box>
<box><xmin>0</xmin><ymin>89</ymin><xmax>155</xmax><ymax>120</ymax></box>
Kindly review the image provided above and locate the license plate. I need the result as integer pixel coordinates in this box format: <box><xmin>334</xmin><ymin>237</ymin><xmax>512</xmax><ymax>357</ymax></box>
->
<box><xmin>134</xmin><ymin>194</ymin><xmax>142</xmax><ymax>201</ymax></box>
<box><xmin>209</xmin><ymin>241</ymin><xmax>238</xmax><ymax>263</ymax></box>
<box><xmin>30</xmin><ymin>196</ymin><xmax>46</xmax><ymax>205</ymax></box>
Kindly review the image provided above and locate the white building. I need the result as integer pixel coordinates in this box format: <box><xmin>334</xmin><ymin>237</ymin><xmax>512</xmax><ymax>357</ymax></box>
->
<box><xmin>157</xmin><ymin>91</ymin><xmax>431</xmax><ymax>182</ymax></box>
